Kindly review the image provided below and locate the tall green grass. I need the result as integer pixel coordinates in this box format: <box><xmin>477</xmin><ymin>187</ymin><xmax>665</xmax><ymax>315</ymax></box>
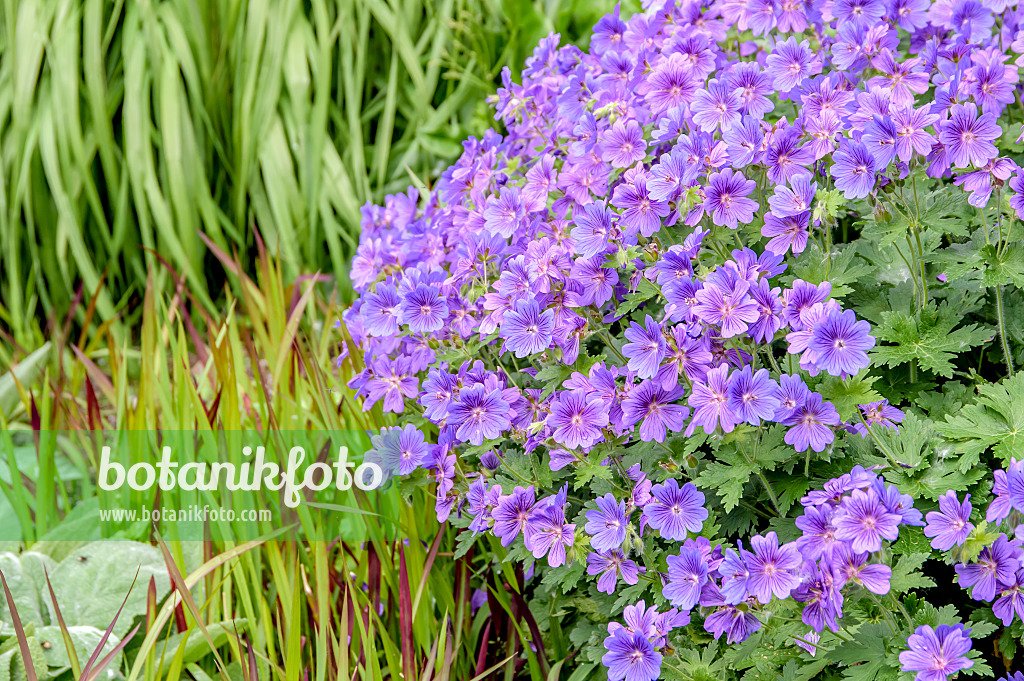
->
<box><xmin>0</xmin><ymin>243</ymin><xmax>570</xmax><ymax>680</ymax></box>
<box><xmin>0</xmin><ymin>0</ymin><xmax>617</xmax><ymax>348</ymax></box>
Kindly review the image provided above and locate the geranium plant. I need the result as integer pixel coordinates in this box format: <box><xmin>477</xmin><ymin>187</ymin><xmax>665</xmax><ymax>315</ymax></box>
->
<box><xmin>339</xmin><ymin>0</ymin><xmax>1024</xmax><ymax>678</ymax></box>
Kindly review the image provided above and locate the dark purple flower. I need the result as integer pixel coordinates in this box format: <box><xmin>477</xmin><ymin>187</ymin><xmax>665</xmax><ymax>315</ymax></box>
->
<box><xmin>726</xmin><ymin>366</ymin><xmax>780</xmax><ymax>426</ymax></box>
<box><xmin>622</xmin><ymin>380</ymin><xmax>689</xmax><ymax>443</ymax></box>
<box><xmin>742</xmin><ymin>532</ymin><xmax>802</xmax><ymax>603</ymax></box>
<box><xmin>602</xmin><ymin>628</ymin><xmax>661</xmax><ymax>681</ymax></box>
<box><xmin>834</xmin><ymin>488</ymin><xmax>901</xmax><ymax>553</ymax></box>
<box><xmin>549</xmin><ymin>390</ymin><xmax>610</xmax><ymax>449</ymax></box>
<box><xmin>899</xmin><ymin>625</ymin><xmax>973</xmax><ymax>681</ymax></box>
<box><xmin>587</xmin><ymin>550</ymin><xmax>644</xmax><ymax>594</ymax></box>
<box><xmin>586</xmin><ymin>494</ymin><xmax>629</xmax><ymax>553</ymax></box>
<box><xmin>831</xmin><ymin>140</ymin><xmax>878</xmax><ymax>199</ymax></box>
<box><xmin>601</xmin><ymin>119</ymin><xmax>647</xmax><ymax>168</ymax></box>
<box><xmin>399</xmin><ymin>285</ymin><xmax>449</xmax><ymax>333</ymax></box>
<box><xmin>644</xmin><ymin>479</ymin><xmax>708</xmax><ymax>541</ymax></box>
<box><xmin>623</xmin><ymin>315</ymin><xmax>668</xmax><ymax>380</ymax></box>
<box><xmin>491</xmin><ymin>485</ymin><xmax>536</xmax><ymax>547</ymax></box>
<box><xmin>938</xmin><ymin>103</ymin><xmax>1001</xmax><ymax>169</ymax></box>
<box><xmin>664</xmin><ymin>546</ymin><xmax>709</xmax><ymax>611</ymax></box>
<box><xmin>500</xmin><ymin>299</ymin><xmax>554</xmax><ymax>358</ymax></box>
<box><xmin>955</xmin><ymin>534</ymin><xmax>1020</xmax><ymax>602</ymax></box>
<box><xmin>924</xmin><ymin>491</ymin><xmax>974</xmax><ymax>551</ymax></box>
<box><xmin>808</xmin><ymin>308</ymin><xmax>875</xmax><ymax>377</ymax></box>
<box><xmin>448</xmin><ymin>384</ymin><xmax>512</xmax><ymax>446</ymax></box>
<box><xmin>703</xmin><ymin>169</ymin><xmax>758</xmax><ymax>228</ymax></box>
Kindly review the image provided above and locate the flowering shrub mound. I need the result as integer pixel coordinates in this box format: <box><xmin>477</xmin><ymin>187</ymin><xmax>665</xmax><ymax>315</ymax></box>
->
<box><xmin>341</xmin><ymin>0</ymin><xmax>1024</xmax><ymax>678</ymax></box>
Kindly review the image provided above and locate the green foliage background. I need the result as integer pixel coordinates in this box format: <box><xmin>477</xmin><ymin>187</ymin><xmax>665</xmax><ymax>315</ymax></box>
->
<box><xmin>0</xmin><ymin>0</ymin><xmax>625</xmax><ymax>347</ymax></box>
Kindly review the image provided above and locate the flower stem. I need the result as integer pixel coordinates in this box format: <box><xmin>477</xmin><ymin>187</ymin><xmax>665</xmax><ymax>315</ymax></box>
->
<box><xmin>995</xmin><ymin>284</ymin><xmax>1015</xmax><ymax>377</ymax></box>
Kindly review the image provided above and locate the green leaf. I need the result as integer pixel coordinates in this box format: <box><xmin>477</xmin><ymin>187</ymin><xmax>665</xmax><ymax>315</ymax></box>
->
<box><xmin>44</xmin><ymin>541</ymin><xmax>172</xmax><ymax>638</ymax></box>
<box><xmin>889</xmin><ymin>553</ymin><xmax>935</xmax><ymax>594</ymax></box>
<box><xmin>35</xmin><ymin>626</ymin><xmax>121</xmax><ymax>676</ymax></box>
<box><xmin>816</xmin><ymin>370</ymin><xmax>882</xmax><ymax>421</ymax></box>
<box><xmin>872</xmin><ymin>301</ymin><xmax>990</xmax><ymax>378</ymax></box>
<box><xmin>786</xmin><ymin>243</ymin><xmax>872</xmax><ymax>298</ymax></box>
<box><xmin>938</xmin><ymin>373</ymin><xmax>1024</xmax><ymax>465</ymax></box>
<box><xmin>979</xmin><ymin>242</ymin><xmax>1024</xmax><ymax>288</ymax></box>
<box><xmin>613</xmin><ymin>277</ymin><xmax>660</xmax><ymax>318</ymax></box>
<box><xmin>695</xmin><ymin>449</ymin><xmax>755</xmax><ymax>513</ymax></box>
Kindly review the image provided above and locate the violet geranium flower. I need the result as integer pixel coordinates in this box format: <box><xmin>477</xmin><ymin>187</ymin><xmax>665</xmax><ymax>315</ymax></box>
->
<box><xmin>898</xmin><ymin>625</ymin><xmax>973</xmax><ymax>681</ymax></box>
<box><xmin>924</xmin><ymin>490</ymin><xmax>974</xmax><ymax>551</ymax></box>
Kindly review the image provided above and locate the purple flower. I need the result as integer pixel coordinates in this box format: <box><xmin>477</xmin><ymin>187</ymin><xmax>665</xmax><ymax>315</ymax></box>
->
<box><xmin>364</xmin><ymin>356</ymin><xmax>419</xmax><ymax>413</ymax></box>
<box><xmin>795</xmin><ymin>505</ymin><xmax>838</xmax><ymax>561</ymax></box>
<box><xmin>994</xmin><ymin>570</ymin><xmax>1024</xmax><ymax>625</ymax></box>
<box><xmin>500</xmin><ymin>299</ymin><xmax>554</xmax><ymax>358</ymax></box>
<box><xmin>831</xmin><ymin>140</ymin><xmax>878</xmax><ymax>199</ymax></box>
<box><xmin>808</xmin><ymin>308</ymin><xmax>875</xmax><ymax>377</ymax></box>
<box><xmin>448</xmin><ymin>384</ymin><xmax>512</xmax><ymax>446</ymax></box>
<box><xmin>372</xmin><ymin>424</ymin><xmax>430</xmax><ymax>475</ymax></box>
<box><xmin>571</xmin><ymin>202</ymin><xmax>615</xmax><ymax>259</ymax></box>
<box><xmin>853</xmin><ymin>399</ymin><xmax>905</xmax><ymax>436</ymax></box>
<box><xmin>399</xmin><ymin>285</ymin><xmax>449</xmax><ymax>333</ymax></box>
<box><xmin>727</xmin><ymin>366</ymin><xmax>781</xmax><ymax>426</ymax></box>
<box><xmin>687</xmin><ymin>364</ymin><xmax>739</xmax><ymax>435</ymax></box>
<box><xmin>600</xmin><ymin>119</ymin><xmax>647</xmax><ymax>169</ymax></box>
<box><xmin>924</xmin><ymin>491</ymin><xmax>974</xmax><ymax>551</ymax></box>
<box><xmin>623</xmin><ymin>315</ymin><xmax>667</xmax><ymax>380</ymax></box>
<box><xmin>742</xmin><ymin>532</ymin><xmax>802</xmax><ymax>603</ymax></box>
<box><xmin>692</xmin><ymin>279</ymin><xmax>759</xmax><ymax>337</ymax></box>
<box><xmin>602</xmin><ymin>628</ymin><xmax>661</xmax><ymax>681</ymax></box>
<box><xmin>586</xmin><ymin>494</ymin><xmax>629</xmax><ymax>553</ymax></box>
<box><xmin>938</xmin><ymin>103</ymin><xmax>1001</xmax><ymax>169</ymax></box>
<box><xmin>768</xmin><ymin>176</ymin><xmax>817</xmax><ymax>218</ymax></box>
<box><xmin>491</xmin><ymin>485</ymin><xmax>536</xmax><ymax>547</ymax></box>
<box><xmin>612</xmin><ymin>174</ymin><xmax>669</xmax><ymax>238</ymax></box>
<box><xmin>549</xmin><ymin>390</ymin><xmax>610</xmax><ymax>449</ymax></box>
<box><xmin>783</xmin><ymin>392</ymin><xmax>840</xmax><ymax>452</ymax></box>
<box><xmin>763</xmin><ymin>212</ymin><xmax>810</xmax><ymax>256</ymax></box>
<box><xmin>362</xmin><ymin>284</ymin><xmax>401</xmax><ymax>336</ymax></box>
<box><xmin>703</xmin><ymin>169</ymin><xmax>758</xmax><ymax>228</ymax></box>
<box><xmin>664</xmin><ymin>546</ymin><xmax>709</xmax><ymax>611</ymax></box>
<box><xmin>692</xmin><ymin>79</ymin><xmax>742</xmax><ymax>132</ymax></box>
<box><xmin>524</xmin><ymin>501</ymin><xmax>575</xmax><ymax>567</ymax></box>
<box><xmin>834</xmin><ymin>488</ymin><xmax>901</xmax><ymax>553</ymax></box>
<box><xmin>899</xmin><ymin>625</ymin><xmax>973</xmax><ymax>681</ymax></box>
<box><xmin>796</xmin><ymin>631</ymin><xmax>821</xmax><ymax>657</ymax></box>
<box><xmin>587</xmin><ymin>550</ymin><xmax>643</xmax><ymax>594</ymax></box>
<box><xmin>892</xmin><ymin>105</ymin><xmax>939</xmax><ymax>162</ymax></box>
<box><xmin>703</xmin><ymin>603</ymin><xmax>761</xmax><ymax>644</ymax></box>
<box><xmin>830</xmin><ymin>542</ymin><xmax>892</xmax><ymax>594</ymax></box>
<box><xmin>483</xmin><ymin>185</ymin><xmax>528</xmax><ymax>239</ymax></box>
<box><xmin>622</xmin><ymin>381</ymin><xmax>689</xmax><ymax>443</ymax></box>
<box><xmin>644</xmin><ymin>479</ymin><xmax>708</xmax><ymax>541</ymax></box>
<box><xmin>955</xmin><ymin>534</ymin><xmax>1021</xmax><ymax>602</ymax></box>
<box><xmin>765</xmin><ymin>38</ymin><xmax>822</xmax><ymax>92</ymax></box>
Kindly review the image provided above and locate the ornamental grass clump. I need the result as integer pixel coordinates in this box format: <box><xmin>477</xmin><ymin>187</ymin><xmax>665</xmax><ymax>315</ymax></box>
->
<box><xmin>340</xmin><ymin>0</ymin><xmax>1024</xmax><ymax>678</ymax></box>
